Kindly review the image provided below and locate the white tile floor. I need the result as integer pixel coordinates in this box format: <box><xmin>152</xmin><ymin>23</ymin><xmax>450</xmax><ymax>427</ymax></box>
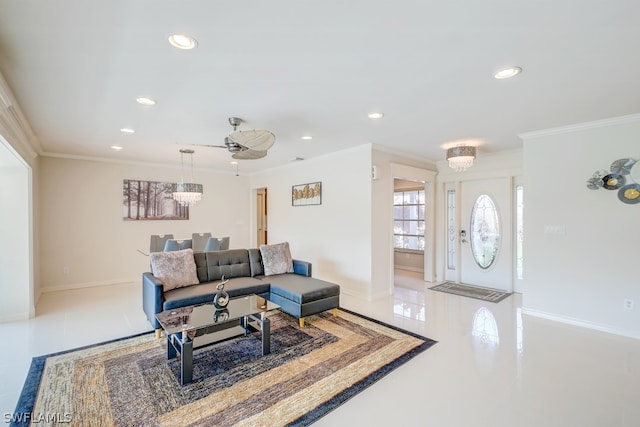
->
<box><xmin>2</xmin><ymin>272</ymin><xmax>640</xmax><ymax>426</ymax></box>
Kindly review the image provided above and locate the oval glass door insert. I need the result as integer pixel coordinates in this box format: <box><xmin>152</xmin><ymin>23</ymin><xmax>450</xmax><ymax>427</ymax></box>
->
<box><xmin>470</xmin><ymin>194</ymin><xmax>500</xmax><ymax>269</ymax></box>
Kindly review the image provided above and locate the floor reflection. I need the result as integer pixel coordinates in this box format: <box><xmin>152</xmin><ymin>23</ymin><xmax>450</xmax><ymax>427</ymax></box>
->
<box><xmin>393</xmin><ymin>285</ymin><xmax>426</xmax><ymax>321</ymax></box>
<box><xmin>472</xmin><ymin>306</ymin><xmax>500</xmax><ymax>345</ymax></box>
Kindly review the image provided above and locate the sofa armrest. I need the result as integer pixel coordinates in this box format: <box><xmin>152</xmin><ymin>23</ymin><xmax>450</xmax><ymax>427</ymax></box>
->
<box><xmin>292</xmin><ymin>259</ymin><xmax>312</xmax><ymax>277</ymax></box>
<box><xmin>142</xmin><ymin>272</ymin><xmax>164</xmax><ymax>329</ymax></box>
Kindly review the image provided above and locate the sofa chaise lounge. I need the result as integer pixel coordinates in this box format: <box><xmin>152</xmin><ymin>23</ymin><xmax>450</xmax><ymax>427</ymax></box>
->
<box><xmin>143</xmin><ymin>245</ymin><xmax>340</xmax><ymax>337</ymax></box>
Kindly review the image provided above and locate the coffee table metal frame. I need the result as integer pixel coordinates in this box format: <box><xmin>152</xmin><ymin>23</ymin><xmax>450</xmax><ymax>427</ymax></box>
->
<box><xmin>155</xmin><ymin>295</ymin><xmax>280</xmax><ymax>385</ymax></box>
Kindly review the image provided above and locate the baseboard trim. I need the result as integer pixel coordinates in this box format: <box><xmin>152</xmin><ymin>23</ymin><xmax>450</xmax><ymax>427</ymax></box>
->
<box><xmin>42</xmin><ymin>278</ymin><xmax>138</xmax><ymax>293</ymax></box>
<box><xmin>394</xmin><ymin>266</ymin><xmax>424</xmax><ymax>273</ymax></box>
<box><xmin>0</xmin><ymin>312</ymin><xmax>30</xmax><ymax>323</ymax></box>
<box><xmin>522</xmin><ymin>308</ymin><xmax>640</xmax><ymax>340</ymax></box>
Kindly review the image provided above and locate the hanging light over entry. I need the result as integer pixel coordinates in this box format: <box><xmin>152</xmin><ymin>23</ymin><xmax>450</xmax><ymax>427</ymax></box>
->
<box><xmin>446</xmin><ymin>145</ymin><xmax>476</xmax><ymax>172</ymax></box>
<box><xmin>173</xmin><ymin>149</ymin><xmax>203</xmax><ymax>206</ymax></box>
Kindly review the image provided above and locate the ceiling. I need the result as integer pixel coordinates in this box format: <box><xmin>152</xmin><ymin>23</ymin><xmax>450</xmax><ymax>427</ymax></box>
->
<box><xmin>0</xmin><ymin>1</ymin><xmax>638</xmax><ymax>174</ymax></box>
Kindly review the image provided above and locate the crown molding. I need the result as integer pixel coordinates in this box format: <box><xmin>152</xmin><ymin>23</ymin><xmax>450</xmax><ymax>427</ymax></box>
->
<box><xmin>40</xmin><ymin>151</ymin><xmax>241</xmax><ymax>176</ymax></box>
<box><xmin>519</xmin><ymin>113</ymin><xmax>640</xmax><ymax>140</ymax></box>
<box><xmin>371</xmin><ymin>143</ymin><xmax>437</xmax><ymax>166</ymax></box>
<box><xmin>0</xmin><ymin>72</ymin><xmax>42</xmax><ymax>158</ymax></box>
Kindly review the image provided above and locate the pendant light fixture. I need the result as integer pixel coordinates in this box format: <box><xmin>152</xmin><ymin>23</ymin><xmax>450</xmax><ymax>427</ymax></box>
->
<box><xmin>172</xmin><ymin>149</ymin><xmax>203</xmax><ymax>206</ymax></box>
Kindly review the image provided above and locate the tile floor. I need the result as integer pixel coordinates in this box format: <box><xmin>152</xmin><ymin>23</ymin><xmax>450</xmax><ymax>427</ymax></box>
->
<box><xmin>1</xmin><ymin>272</ymin><xmax>639</xmax><ymax>426</ymax></box>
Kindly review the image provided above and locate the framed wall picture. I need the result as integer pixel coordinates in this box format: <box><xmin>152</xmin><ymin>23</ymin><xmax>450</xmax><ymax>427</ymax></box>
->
<box><xmin>292</xmin><ymin>182</ymin><xmax>322</xmax><ymax>206</ymax></box>
<box><xmin>123</xmin><ymin>179</ymin><xmax>189</xmax><ymax>220</ymax></box>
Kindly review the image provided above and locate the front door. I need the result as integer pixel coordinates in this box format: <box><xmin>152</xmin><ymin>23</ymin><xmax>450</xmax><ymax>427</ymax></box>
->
<box><xmin>460</xmin><ymin>178</ymin><xmax>513</xmax><ymax>292</ymax></box>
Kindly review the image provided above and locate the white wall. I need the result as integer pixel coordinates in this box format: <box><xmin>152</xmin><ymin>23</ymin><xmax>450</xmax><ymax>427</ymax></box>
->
<box><xmin>39</xmin><ymin>156</ymin><xmax>251</xmax><ymax>291</ymax></box>
<box><xmin>0</xmin><ymin>163</ymin><xmax>31</xmax><ymax>320</ymax></box>
<box><xmin>250</xmin><ymin>145</ymin><xmax>373</xmax><ymax>299</ymax></box>
<box><xmin>521</xmin><ymin>115</ymin><xmax>640</xmax><ymax>338</ymax></box>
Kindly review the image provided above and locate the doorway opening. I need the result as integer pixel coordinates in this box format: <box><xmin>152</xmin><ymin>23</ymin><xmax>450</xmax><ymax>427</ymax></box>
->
<box><xmin>390</xmin><ymin>163</ymin><xmax>437</xmax><ymax>293</ymax></box>
<box><xmin>393</xmin><ymin>179</ymin><xmax>425</xmax><ymax>277</ymax></box>
<box><xmin>256</xmin><ymin>187</ymin><xmax>267</xmax><ymax>246</ymax></box>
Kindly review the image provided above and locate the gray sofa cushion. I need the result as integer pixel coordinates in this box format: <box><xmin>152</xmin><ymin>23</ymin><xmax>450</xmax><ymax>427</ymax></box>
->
<box><xmin>205</xmin><ymin>249</ymin><xmax>252</xmax><ymax>280</ymax></box>
<box><xmin>266</xmin><ymin>273</ymin><xmax>340</xmax><ymax>304</ymax></box>
<box><xmin>260</xmin><ymin>242</ymin><xmax>294</xmax><ymax>276</ymax></box>
<box><xmin>149</xmin><ymin>249</ymin><xmax>199</xmax><ymax>291</ymax></box>
<box><xmin>163</xmin><ymin>276</ymin><xmax>268</xmax><ymax>310</ymax></box>
<box><xmin>194</xmin><ymin>251</ymin><xmax>208</xmax><ymax>283</ymax></box>
<box><xmin>248</xmin><ymin>248</ymin><xmax>264</xmax><ymax>277</ymax></box>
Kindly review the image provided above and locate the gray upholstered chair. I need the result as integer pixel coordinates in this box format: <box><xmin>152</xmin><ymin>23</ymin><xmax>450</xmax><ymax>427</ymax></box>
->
<box><xmin>191</xmin><ymin>233</ymin><xmax>212</xmax><ymax>252</ymax></box>
<box><xmin>204</xmin><ymin>236</ymin><xmax>230</xmax><ymax>251</ymax></box>
<box><xmin>150</xmin><ymin>234</ymin><xmax>174</xmax><ymax>254</ymax></box>
<box><xmin>163</xmin><ymin>239</ymin><xmax>193</xmax><ymax>252</ymax></box>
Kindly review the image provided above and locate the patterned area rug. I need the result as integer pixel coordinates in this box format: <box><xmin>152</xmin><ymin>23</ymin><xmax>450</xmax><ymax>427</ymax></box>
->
<box><xmin>430</xmin><ymin>281</ymin><xmax>511</xmax><ymax>303</ymax></box>
<box><xmin>12</xmin><ymin>309</ymin><xmax>436</xmax><ymax>427</ymax></box>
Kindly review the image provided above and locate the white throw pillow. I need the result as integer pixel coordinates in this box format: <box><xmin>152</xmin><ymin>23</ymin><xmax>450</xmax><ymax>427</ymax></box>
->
<box><xmin>260</xmin><ymin>242</ymin><xmax>294</xmax><ymax>276</ymax></box>
<box><xmin>150</xmin><ymin>248</ymin><xmax>199</xmax><ymax>291</ymax></box>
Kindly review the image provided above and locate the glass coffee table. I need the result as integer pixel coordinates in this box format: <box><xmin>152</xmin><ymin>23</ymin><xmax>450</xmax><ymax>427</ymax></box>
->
<box><xmin>155</xmin><ymin>295</ymin><xmax>280</xmax><ymax>385</ymax></box>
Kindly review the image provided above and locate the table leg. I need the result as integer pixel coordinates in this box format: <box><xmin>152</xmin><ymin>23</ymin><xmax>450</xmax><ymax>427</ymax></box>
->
<box><xmin>181</xmin><ymin>340</ymin><xmax>193</xmax><ymax>385</ymax></box>
<box><xmin>262</xmin><ymin>316</ymin><xmax>270</xmax><ymax>355</ymax></box>
<box><xmin>242</xmin><ymin>315</ymin><xmax>249</xmax><ymax>334</ymax></box>
<box><xmin>167</xmin><ymin>334</ymin><xmax>176</xmax><ymax>359</ymax></box>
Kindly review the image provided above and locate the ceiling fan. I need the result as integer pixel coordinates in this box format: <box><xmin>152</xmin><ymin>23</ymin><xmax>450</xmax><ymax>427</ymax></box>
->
<box><xmin>196</xmin><ymin>117</ymin><xmax>276</xmax><ymax>160</ymax></box>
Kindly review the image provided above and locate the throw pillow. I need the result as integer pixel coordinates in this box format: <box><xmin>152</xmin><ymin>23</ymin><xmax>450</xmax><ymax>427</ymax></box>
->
<box><xmin>150</xmin><ymin>248</ymin><xmax>199</xmax><ymax>292</ymax></box>
<box><xmin>260</xmin><ymin>242</ymin><xmax>294</xmax><ymax>276</ymax></box>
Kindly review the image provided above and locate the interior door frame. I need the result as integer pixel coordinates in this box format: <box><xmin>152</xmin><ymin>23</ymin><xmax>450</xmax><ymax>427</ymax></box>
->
<box><xmin>256</xmin><ymin>187</ymin><xmax>267</xmax><ymax>246</ymax></box>
<box><xmin>389</xmin><ymin>163</ymin><xmax>437</xmax><ymax>291</ymax></box>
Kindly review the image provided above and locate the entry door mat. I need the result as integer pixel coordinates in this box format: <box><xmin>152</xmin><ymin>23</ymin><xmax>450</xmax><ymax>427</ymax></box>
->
<box><xmin>12</xmin><ymin>309</ymin><xmax>436</xmax><ymax>427</ymax></box>
<box><xmin>430</xmin><ymin>281</ymin><xmax>511</xmax><ymax>303</ymax></box>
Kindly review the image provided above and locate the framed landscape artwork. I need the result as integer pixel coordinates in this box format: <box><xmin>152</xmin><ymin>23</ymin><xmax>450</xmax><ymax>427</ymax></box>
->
<box><xmin>123</xmin><ymin>179</ymin><xmax>189</xmax><ymax>221</ymax></box>
<box><xmin>292</xmin><ymin>182</ymin><xmax>322</xmax><ymax>206</ymax></box>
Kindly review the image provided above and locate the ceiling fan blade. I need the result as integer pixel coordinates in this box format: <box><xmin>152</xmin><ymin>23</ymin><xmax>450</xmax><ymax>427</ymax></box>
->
<box><xmin>232</xmin><ymin>149</ymin><xmax>268</xmax><ymax>160</ymax></box>
<box><xmin>229</xmin><ymin>130</ymin><xmax>275</xmax><ymax>151</ymax></box>
<box><xmin>186</xmin><ymin>143</ymin><xmax>227</xmax><ymax>149</ymax></box>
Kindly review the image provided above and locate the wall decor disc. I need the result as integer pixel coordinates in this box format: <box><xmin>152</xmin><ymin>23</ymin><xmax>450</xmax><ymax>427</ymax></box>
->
<box><xmin>592</xmin><ymin>170</ymin><xmax>608</xmax><ymax>179</ymax></box>
<box><xmin>602</xmin><ymin>174</ymin><xmax>625</xmax><ymax>190</ymax></box>
<box><xmin>586</xmin><ymin>177</ymin><xmax>603</xmax><ymax>190</ymax></box>
<box><xmin>618</xmin><ymin>183</ymin><xmax>640</xmax><ymax>204</ymax></box>
<box><xmin>610</xmin><ymin>158</ymin><xmax>636</xmax><ymax>175</ymax></box>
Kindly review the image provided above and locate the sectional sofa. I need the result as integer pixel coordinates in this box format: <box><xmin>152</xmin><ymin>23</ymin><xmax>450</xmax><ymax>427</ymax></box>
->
<box><xmin>142</xmin><ymin>245</ymin><xmax>340</xmax><ymax>337</ymax></box>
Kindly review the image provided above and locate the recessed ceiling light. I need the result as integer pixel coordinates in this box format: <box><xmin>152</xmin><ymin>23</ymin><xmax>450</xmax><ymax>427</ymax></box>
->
<box><xmin>494</xmin><ymin>67</ymin><xmax>522</xmax><ymax>80</ymax></box>
<box><xmin>136</xmin><ymin>97</ymin><xmax>156</xmax><ymax>106</ymax></box>
<box><xmin>168</xmin><ymin>34</ymin><xmax>198</xmax><ymax>50</ymax></box>
<box><xmin>120</xmin><ymin>128</ymin><xmax>135</xmax><ymax>134</ymax></box>
<box><xmin>230</xmin><ymin>161</ymin><xmax>238</xmax><ymax>165</ymax></box>
<box><xmin>301</xmin><ymin>136</ymin><xmax>313</xmax><ymax>140</ymax></box>
<box><xmin>368</xmin><ymin>112</ymin><xmax>384</xmax><ymax>119</ymax></box>
<box><xmin>110</xmin><ymin>145</ymin><xmax>123</xmax><ymax>151</ymax></box>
